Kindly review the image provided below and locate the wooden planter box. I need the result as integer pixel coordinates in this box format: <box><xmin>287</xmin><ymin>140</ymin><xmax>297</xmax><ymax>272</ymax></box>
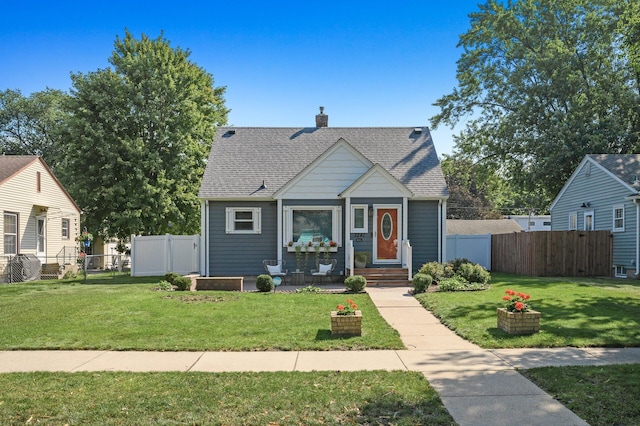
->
<box><xmin>497</xmin><ymin>308</ymin><xmax>540</xmax><ymax>335</ymax></box>
<box><xmin>330</xmin><ymin>310</ymin><xmax>362</xmax><ymax>336</ymax></box>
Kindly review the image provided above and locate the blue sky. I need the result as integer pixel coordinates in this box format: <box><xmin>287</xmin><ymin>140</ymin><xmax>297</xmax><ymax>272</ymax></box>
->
<box><xmin>1</xmin><ymin>1</ymin><xmax>477</xmax><ymax>156</ymax></box>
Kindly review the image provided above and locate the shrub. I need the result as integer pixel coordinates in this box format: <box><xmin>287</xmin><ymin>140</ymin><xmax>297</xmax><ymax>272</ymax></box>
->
<box><xmin>155</xmin><ymin>280</ymin><xmax>174</xmax><ymax>291</ymax></box>
<box><xmin>448</xmin><ymin>258</ymin><xmax>472</xmax><ymax>273</ymax></box>
<box><xmin>163</xmin><ymin>272</ymin><xmax>182</xmax><ymax>284</ymax></box>
<box><xmin>456</xmin><ymin>262</ymin><xmax>491</xmax><ymax>284</ymax></box>
<box><xmin>162</xmin><ymin>272</ymin><xmax>190</xmax><ymax>291</ymax></box>
<box><xmin>419</xmin><ymin>262</ymin><xmax>445</xmax><ymax>282</ymax></box>
<box><xmin>256</xmin><ymin>274</ymin><xmax>274</xmax><ymax>292</ymax></box>
<box><xmin>173</xmin><ymin>276</ymin><xmax>192</xmax><ymax>291</ymax></box>
<box><xmin>344</xmin><ymin>275</ymin><xmax>366</xmax><ymax>293</ymax></box>
<box><xmin>412</xmin><ymin>273</ymin><xmax>433</xmax><ymax>294</ymax></box>
<box><xmin>439</xmin><ymin>276</ymin><xmax>488</xmax><ymax>292</ymax></box>
<box><xmin>438</xmin><ymin>276</ymin><xmax>469</xmax><ymax>291</ymax></box>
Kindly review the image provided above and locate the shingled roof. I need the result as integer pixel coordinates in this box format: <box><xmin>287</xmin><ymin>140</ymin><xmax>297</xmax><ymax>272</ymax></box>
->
<box><xmin>199</xmin><ymin>127</ymin><xmax>448</xmax><ymax>199</ymax></box>
<box><xmin>0</xmin><ymin>155</ymin><xmax>39</xmax><ymax>185</ymax></box>
<box><xmin>588</xmin><ymin>154</ymin><xmax>640</xmax><ymax>186</ymax></box>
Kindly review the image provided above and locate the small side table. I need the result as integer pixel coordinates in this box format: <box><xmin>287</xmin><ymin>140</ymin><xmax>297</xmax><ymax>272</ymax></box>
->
<box><xmin>291</xmin><ymin>271</ymin><xmax>305</xmax><ymax>285</ymax></box>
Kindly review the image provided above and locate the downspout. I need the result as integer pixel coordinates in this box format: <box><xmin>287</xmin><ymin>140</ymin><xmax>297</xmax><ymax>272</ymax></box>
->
<box><xmin>200</xmin><ymin>200</ymin><xmax>208</xmax><ymax>277</ymax></box>
<box><xmin>635</xmin><ymin>198</ymin><xmax>639</xmax><ymax>276</ymax></box>
<box><xmin>440</xmin><ymin>199</ymin><xmax>447</xmax><ymax>263</ymax></box>
<box><xmin>345</xmin><ymin>197</ymin><xmax>351</xmax><ymax>274</ymax></box>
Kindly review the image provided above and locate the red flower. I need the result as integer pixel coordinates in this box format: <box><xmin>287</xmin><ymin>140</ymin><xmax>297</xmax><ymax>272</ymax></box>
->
<box><xmin>337</xmin><ymin>305</ymin><xmax>345</xmax><ymax>311</ymax></box>
<box><xmin>502</xmin><ymin>295</ymin><xmax>511</xmax><ymax>301</ymax></box>
<box><xmin>514</xmin><ymin>301</ymin><xmax>525</xmax><ymax>311</ymax></box>
<box><xmin>505</xmin><ymin>289</ymin><xmax>516</xmax><ymax>296</ymax></box>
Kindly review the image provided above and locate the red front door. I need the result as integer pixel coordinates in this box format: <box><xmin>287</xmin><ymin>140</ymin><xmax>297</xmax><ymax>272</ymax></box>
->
<box><xmin>375</xmin><ymin>207</ymin><xmax>399</xmax><ymax>262</ymax></box>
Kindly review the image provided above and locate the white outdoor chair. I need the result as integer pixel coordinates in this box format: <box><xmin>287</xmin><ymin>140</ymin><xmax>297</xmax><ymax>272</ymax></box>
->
<box><xmin>263</xmin><ymin>259</ymin><xmax>288</xmax><ymax>285</ymax></box>
<box><xmin>311</xmin><ymin>259</ymin><xmax>337</xmax><ymax>285</ymax></box>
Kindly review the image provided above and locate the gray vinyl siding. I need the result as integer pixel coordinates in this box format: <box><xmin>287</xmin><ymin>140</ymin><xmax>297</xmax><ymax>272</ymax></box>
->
<box><xmin>209</xmin><ymin>201</ymin><xmax>277</xmax><ymax>276</ymax></box>
<box><xmin>551</xmin><ymin>162</ymin><xmax>637</xmax><ymax>274</ymax></box>
<box><xmin>408</xmin><ymin>200</ymin><xmax>440</xmax><ymax>272</ymax></box>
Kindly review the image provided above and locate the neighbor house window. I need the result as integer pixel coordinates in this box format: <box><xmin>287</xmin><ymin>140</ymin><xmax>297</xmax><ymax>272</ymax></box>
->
<box><xmin>225</xmin><ymin>208</ymin><xmax>261</xmax><ymax>234</ymax></box>
<box><xmin>3</xmin><ymin>212</ymin><xmax>18</xmax><ymax>255</ymax></box>
<box><xmin>613</xmin><ymin>205</ymin><xmax>624</xmax><ymax>232</ymax></box>
<box><xmin>284</xmin><ymin>206</ymin><xmax>342</xmax><ymax>246</ymax></box>
<box><xmin>62</xmin><ymin>218</ymin><xmax>70</xmax><ymax>239</ymax></box>
<box><xmin>569</xmin><ymin>212</ymin><xmax>577</xmax><ymax>230</ymax></box>
<box><xmin>36</xmin><ymin>171</ymin><xmax>41</xmax><ymax>193</ymax></box>
<box><xmin>351</xmin><ymin>205</ymin><xmax>368</xmax><ymax>233</ymax></box>
<box><xmin>615</xmin><ymin>265</ymin><xmax>627</xmax><ymax>278</ymax></box>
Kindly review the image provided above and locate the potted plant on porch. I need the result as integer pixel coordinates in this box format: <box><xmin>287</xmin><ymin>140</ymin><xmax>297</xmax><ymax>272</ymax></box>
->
<box><xmin>354</xmin><ymin>252</ymin><xmax>369</xmax><ymax>269</ymax></box>
<box><xmin>497</xmin><ymin>289</ymin><xmax>540</xmax><ymax>335</ymax></box>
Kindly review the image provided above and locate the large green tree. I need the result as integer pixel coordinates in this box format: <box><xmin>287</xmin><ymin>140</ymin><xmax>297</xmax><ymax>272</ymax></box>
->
<box><xmin>0</xmin><ymin>88</ymin><xmax>68</xmax><ymax>170</ymax></box>
<box><xmin>59</xmin><ymin>31</ymin><xmax>228</xmax><ymax>240</ymax></box>
<box><xmin>432</xmin><ymin>0</ymin><xmax>640</xmax><ymax>206</ymax></box>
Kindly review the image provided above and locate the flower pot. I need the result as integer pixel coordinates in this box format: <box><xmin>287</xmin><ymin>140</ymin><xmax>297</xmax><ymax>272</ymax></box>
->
<box><xmin>330</xmin><ymin>310</ymin><xmax>362</xmax><ymax>336</ymax></box>
<box><xmin>497</xmin><ymin>308</ymin><xmax>540</xmax><ymax>335</ymax></box>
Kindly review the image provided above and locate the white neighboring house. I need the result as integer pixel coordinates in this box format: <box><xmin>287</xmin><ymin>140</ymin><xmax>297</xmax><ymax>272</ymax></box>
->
<box><xmin>0</xmin><ymin>156</ymin><xmax>81</xmax><ymax>277</ymax></box>
<box><xmin>508</xmin><ymin>215</ymin><xmax>551</xmax><ymax>231</ymax></box>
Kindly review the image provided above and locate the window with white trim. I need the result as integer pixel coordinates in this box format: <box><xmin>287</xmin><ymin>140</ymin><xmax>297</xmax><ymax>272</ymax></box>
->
<box><xmin>614</xmin><ymin>265</ymin><xmax>627</xmax><ymax>278</ymax></box>
<box><xmin>284</xmin><ymin>206</ymin><xmax>342</xmax><ymax>246</ymax></box>
<box><xmin>225</xmin><ymin>208</ymin><xmax>261</xmax><ymax>234</ymax></box>
<box><xmin>351</xmin><ymin>205</ymin><xmax>368</xmax><ymax>233</ymax></box>
<box><xmin>569</xmin><ymin>212</ymin><xmax>577</xmax><ymax>230</ymax></box>
<box><xmin>62</xmin><ymin>218</ymin><xmax>70</xmax><ymax>239</ymax></box>
<box><xmin>613</xmin><ymin>205</ymin><xmax>624</xmax><ymax>232</ymax></box>
<box><xmin>3</xmin><ymin>212</ymin><xmax>18</xmax><ymax>255</ymax></box>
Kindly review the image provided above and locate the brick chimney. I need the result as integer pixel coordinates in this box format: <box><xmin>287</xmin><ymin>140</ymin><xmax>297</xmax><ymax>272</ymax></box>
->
<box><xmin>315</xmin><ymin>106</ymin><xmax>328</xmax><ymax>128</ymax></box>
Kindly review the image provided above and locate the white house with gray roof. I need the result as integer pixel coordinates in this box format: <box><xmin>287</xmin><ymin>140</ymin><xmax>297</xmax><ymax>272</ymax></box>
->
<box><xmin>550</xmin><ymin>154</ymin><xmax>640</xmax><ymax>278</ymax></box>
<box><xmin>198</xmin><ymin>108</ymin><xmax>449</xmax><ymax>279</ymax></box>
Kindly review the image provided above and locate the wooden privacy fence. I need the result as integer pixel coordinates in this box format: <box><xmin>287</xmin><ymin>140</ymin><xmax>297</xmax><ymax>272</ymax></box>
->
<box><xmin>492</xmin><ymin>231</ymin><xmax>612</xmax><ymax>277</ymax></box>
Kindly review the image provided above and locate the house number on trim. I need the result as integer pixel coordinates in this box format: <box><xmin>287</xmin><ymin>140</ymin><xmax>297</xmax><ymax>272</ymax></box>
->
<box><xmin>381</xmin><ymin>213</ymin><xmax>393</xmax><ymax>240</ymax></box>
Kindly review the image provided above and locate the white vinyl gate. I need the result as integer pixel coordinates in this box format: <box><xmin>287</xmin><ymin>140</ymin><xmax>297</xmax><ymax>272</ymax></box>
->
<box><xmin>130</xmin><ymin>234</ymin><xmax>199</xmax><ymax>277</ymax></box>
<box><xmin>445</xmin><ymin>234</ymin><xmax>491</xmax><ymax>270</ymax></box>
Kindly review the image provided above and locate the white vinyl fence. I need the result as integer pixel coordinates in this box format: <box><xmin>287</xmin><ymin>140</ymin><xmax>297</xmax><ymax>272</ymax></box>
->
<box><xmin>131</xmin><ymin>234</ymin><xmax>200</xmax><ymax>277</ymax></box>
<box><xmin>446</xmin><ymin>234</ymin><xmax>491</xmax><ymax>270</ymax></box>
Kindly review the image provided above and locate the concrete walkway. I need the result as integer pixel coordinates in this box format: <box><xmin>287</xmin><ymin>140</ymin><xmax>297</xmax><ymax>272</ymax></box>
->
<box><xmin>2</xmin><ymin>286</ymin><xmax>640</xmax><ymax>425</ymax></box>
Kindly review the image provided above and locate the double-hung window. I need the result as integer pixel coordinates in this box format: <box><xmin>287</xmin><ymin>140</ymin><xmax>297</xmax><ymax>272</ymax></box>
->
<box><xmin>62</xmin><ymin>218</ymin><xmax>71</xmax><ymax>239</ymax></box>
<box><xmin>613</xmin><ymin>205</ymin><xmax>624</xmax><ymax>232</ymax></box>
<box><xmin>3</xmin><ymin>212</ymin><xmax>18</xmax><ymax>255</ymax></box>
<box><xmin>225</xmin><ymin>208</ymin><xmax>261</xmax><ymax>234</ymax></box>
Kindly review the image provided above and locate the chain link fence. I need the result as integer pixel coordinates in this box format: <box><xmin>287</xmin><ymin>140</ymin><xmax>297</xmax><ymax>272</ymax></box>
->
<box><xmin>1</xmin><ymin>252</ymin><xmax>130</xmax><ymax>283</ymax></box>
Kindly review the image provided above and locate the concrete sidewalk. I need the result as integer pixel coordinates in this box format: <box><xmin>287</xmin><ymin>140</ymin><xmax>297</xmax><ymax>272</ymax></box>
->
<box><xmin>2</xmin><ymin>286</ymin><xmax>639</xmax><ymax>425</ymax></box>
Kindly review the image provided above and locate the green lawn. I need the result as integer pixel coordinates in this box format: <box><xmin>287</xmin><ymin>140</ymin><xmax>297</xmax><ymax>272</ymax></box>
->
<box><xmin>523</xmin><ymin>364</ymin><xmax>640</xmax><ymax>426</ymax></box>
<box><xmin>0</xmin><ymin>371</ymin><xmax>455</xmax><ymax>425</ymax></box>
<box><xmin>415</xmin><ymin>273</ymin><xmax>640</xmax><ymax>348</ymax></box>
<box><xmin>0</xmin><ymin>275</ymin><xmax>404</xmax><ymax>351</ymax></box>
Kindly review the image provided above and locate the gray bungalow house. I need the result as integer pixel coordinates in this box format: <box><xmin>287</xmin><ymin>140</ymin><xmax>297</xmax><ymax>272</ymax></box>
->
<box><xmin>550</xmin><ymin>154</ymin><xmax>640</xmax><ymax>278</ymax></box>
<box><xmin>198</xmin><ymin>109</ymin><xmax>449</xmax><ymax>280</ymax></box>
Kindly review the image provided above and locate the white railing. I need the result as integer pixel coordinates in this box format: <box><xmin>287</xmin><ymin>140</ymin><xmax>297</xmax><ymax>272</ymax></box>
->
<box><xmin>402</xmin><ymin>239</ymin><xmax>412</xmax><ymax>281</ymax></box>
<box><xmin>347</xmin><ymin>240</ymin><xmax>354</xmax><ymax>277</ymax></box>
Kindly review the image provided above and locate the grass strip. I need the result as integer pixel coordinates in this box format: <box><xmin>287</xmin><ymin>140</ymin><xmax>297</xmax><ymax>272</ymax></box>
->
<box><xmin>522</xmin><ymin>364</ymin><xmax>640</xmax><ymax>426</ymax></box>
<box><xmin>0</xmin><ymin>371</ymin><xmax>455</xmax><ymax>425</ymax></box>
